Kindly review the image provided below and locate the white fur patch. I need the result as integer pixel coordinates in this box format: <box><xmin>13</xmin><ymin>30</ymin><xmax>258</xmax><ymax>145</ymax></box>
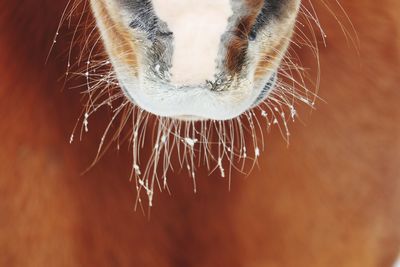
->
<box><xmin>152</xmin><ymin>0</ymin><xmax>232</xmax><ymax>86</ymax></box>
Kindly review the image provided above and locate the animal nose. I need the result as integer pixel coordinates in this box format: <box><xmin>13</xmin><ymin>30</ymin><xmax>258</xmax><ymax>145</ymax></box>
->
<box><xmin>152</xmin><ymin>0</ymin><xmax>232</xmax><ymax>86</ymax></box>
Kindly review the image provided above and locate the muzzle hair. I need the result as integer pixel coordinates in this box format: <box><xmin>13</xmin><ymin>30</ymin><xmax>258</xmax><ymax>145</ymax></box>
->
<box><xmin>51</xmin><ymin>0</ymin><xmax>329</xmax><ymax>208</ymax></box>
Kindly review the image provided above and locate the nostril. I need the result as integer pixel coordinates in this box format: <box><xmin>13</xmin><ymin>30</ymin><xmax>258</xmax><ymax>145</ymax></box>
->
<box><xmin>248</xmin><ymin>30</ymin><xmax>257</xmax><ymax>41</ymax></box>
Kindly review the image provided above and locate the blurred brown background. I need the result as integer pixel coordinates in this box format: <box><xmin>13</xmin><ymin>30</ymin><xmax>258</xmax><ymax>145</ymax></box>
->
<box><xmin>0</xmin><ymin>0</ymin><xmax>399</xmax><ymax>266</ymax></box>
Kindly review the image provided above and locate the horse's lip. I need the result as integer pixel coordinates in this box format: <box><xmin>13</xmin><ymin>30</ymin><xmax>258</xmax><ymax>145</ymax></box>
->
<box><xmin>117</xmin><ymin>71</ymin><xmax>277</xmax><ymax>121</ymax></box>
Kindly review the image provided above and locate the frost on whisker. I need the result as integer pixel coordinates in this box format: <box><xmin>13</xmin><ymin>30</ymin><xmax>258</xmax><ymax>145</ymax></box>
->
<box><xmin>184</xmin><ymin>137</ymin><xmax>198</xmax><ymax>147</ymax></box>
<box><xmin>83</xmin><ymin>112</ymin><xmax>89</xmax><ymax>132</ymax></box>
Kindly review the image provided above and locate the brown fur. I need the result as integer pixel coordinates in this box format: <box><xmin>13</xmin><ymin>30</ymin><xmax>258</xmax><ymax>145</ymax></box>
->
<box><xmin>254</xmin><ymin>38</ymin><xmax>285</xmax><ymax>79</ymax></box>
<box><xmin>1</xmin><ymin>0</ymin><xmax>400</xmax><ymax>266</ymax></box>
<box><xmin>91</xmin><ymin>0</ymin><xmax>139</xmax><ymax>75</ymax></box>
<box><xmin>225</xmin><ymin>3</ymin><xmax>262</xmax><ymax>73</ymax></box>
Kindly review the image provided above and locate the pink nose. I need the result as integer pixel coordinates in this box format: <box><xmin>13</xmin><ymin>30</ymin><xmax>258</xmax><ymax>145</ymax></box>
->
<box><xmin>151</xmin><ymin>0</ymin><xmax>232</xmax><ymax>86</ymax></box>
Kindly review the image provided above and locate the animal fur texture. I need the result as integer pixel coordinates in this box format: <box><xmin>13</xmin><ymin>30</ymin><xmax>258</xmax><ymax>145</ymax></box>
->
<box><xmin>0</xmin><ymin>0</ymin><xmax>399</xmax><ymax>266</ymax></box>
